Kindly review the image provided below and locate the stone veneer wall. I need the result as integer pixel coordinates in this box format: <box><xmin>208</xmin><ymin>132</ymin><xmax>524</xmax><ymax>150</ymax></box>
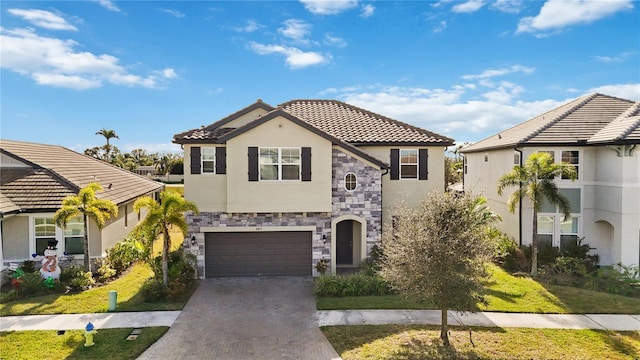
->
<box><xmin>185</xmin><ymin>149</ymin><xmax>382</xmax><ymax>277</ymax></box>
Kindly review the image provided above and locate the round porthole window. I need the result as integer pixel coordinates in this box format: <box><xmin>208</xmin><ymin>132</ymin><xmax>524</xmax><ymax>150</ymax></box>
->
<box><xmin>345</xmin><ymin>173</ymin><xmax>357</xmax><ymax>191</ymax></box>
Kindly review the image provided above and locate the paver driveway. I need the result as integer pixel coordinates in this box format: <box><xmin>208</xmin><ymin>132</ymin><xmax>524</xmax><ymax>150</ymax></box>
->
<box><xmin>137</xmin><ymin>277</ymin><xmax>341</xmax><ymax>360</ymax></box>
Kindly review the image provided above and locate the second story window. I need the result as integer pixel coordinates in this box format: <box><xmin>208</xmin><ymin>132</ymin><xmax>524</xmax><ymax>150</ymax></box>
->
<box><xmin>345</xmin><ymin>173</ymin><xmax>357</xmax><ymax>191</ymax></box>
<box><xmin>259</xmin><ymin>147</ymin><xmax>300</xmax><ymax>181</ymax></box>
<box><xmin>202</xmin><ymin>147</ymin><xmax>215</xmax><ymax>173</ymax></box>
<box><xmin>400</xmin><ymin>149</ymin><xmax>418</xmax><ymax>179</ymax></box>
<box><xmin>561</xmin><ymin>151</ymin><xmax>579</xmax><ymax>179</ymax></box>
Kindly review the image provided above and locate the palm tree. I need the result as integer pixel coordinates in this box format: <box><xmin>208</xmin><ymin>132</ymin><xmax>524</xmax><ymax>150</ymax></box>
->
<box><xmin>497</xmin><ymin>152</ymin><xmax>576</xmax><ymax>275</ymax></box>
<box><xmin>96</xmin><ymin>128</ymin><xmax>119</xmax><ymax>162</ymax></box>
<box><xmin>134</xmin><ymin>191</ymin><xmax>199</xmax><ymax>286</ymax></box>
<box><xmin>53</xmin><ymin>183</ymin><xmax>118</xmax><ymax>272</ymax></box>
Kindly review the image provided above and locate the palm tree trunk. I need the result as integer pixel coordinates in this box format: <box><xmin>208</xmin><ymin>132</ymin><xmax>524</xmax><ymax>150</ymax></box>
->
<box><xmin>83</xmin><ymin>214</ymin><xmax>91</xmax><ymax>272</ymax></box>
<box><xmin>440</xmin><ymin>307</ymin><xmax>450</xmax><ymax>346</ymax></box>
<box><xmin>162</xmin><ymin>226</ymin><xmax>170</xmax><ymax>286</ymax></box>
<box><xmin>531</xmin><ymin>209</ymin><xmax>538</xmax><ymax>276</ymax></box>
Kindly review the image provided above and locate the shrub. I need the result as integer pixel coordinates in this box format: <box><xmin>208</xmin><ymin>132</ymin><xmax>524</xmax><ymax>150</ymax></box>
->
<box><xmin>17</xmin><ymin>272</ymin><xmax>44</xmax><ymax>297</ymax></box>
<box><xmin>106</xmin><ymin>236</ymin><xmax>141</xmax><ymax>274</ymax></box>
<box><xmin>140</xmin><ymin>278</ymin><xmax>167</xmax><ymax>302</ymax></box>
<box><xmin>20</xmin><ymin>260</ymin><xmax>37</xmax><ymax>273</ymax></box>
<box><xmin>315</xmin><ymin>258</ymin><xmax>329</xmax><ymax>275</ymax></box>
<box><xmin>561</xmin><ymin>237</ymin><xmax>600</xmax><ymax>273</ymax></box>
<box><xmin>360</xmin><ymin>244</ymin><xmax>384</xmax><ymax>276</ymax></box>
<box><xmin>60</xmin><ymin>265</ymin><xmax>95</xmax><ymax>291</ymax></box>
<box><xmin>315</xmin><ymin>273</ymin><xmax>393</xmax><ymax>297</ymax></box>
<box><xmin>490</xmin><ymin>230</ymin><xmax>529</xmax><ymax>272</ymax></box>
<box><xmin>546</xmin><ymin>256</ymin><xmax>587</xmax><ymax>277</ymax></box>
<box><xmin>97</xmin><ymin>260</ymin><xmax>117</xmax><ymax>282</ymax></box>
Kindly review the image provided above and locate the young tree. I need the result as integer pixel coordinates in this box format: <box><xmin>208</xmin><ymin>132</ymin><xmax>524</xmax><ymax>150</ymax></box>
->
<box><xmin>96</xmin><ymin>128</ymin><xmax>119</xmax><ymax>162</ymax></box>
<box><xmin>380</xmin><ymin>192</ymin><xmax>498</xmax><ymax>346</ymax></box>
<box><xmin>53</xmin><ymin>183</ymin><xmax>118</xmax><ymax>272</ymax></box>
<box><xmin>497</xmin><ymin>152</ymin><xmax>576</xmax><ymax>275</ymax></box>
<box><xmin>134</xmin><ymin>191</ymin><xmax>199</xmax><ymax>286</ymax></box>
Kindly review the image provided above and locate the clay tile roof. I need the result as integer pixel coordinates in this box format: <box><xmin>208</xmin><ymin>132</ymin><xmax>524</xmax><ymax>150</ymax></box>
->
<box><xmin>0</xmin><ymin>139</ymin><xmax>163</xmax><ymax>214</ymax></box>
<box><xmin>462</xmin><ymin>93</ymin><xmax>637</xmax><ymax>153</ymax></box>
<box><xmin>279</xmin><ymin>99</ymin><xmax>453</xmax><ymax>145</ymax></box>
<box><xmin>589</xmin><ymin>102</ymin><xmax>640</xmax><ymax>143</ymax></box>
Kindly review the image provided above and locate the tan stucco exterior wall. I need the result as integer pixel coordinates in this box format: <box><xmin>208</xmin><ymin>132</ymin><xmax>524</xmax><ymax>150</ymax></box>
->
<box><xmin>358</xmin><ymin>145</ymin><xmax>448</xmax><ymax>226</ymax></box>
<box><xmin>222</xmin><ymin>108</ymin><xmax>270</xmax><ymax>128</ymax></box>
<box><xmin>2</xmin><ymin>216</ymin><xmax>29</xmax><ymax>260</ymax></box>
<box><xmin>184</xmin><ymin>144</ymin><xmax>227</xmax><ymax>212</ymax></box>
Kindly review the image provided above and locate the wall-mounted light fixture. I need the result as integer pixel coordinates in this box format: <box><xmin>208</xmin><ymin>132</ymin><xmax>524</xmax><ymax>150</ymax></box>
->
<box><xmin>191</xmin><ymin>236</ymin><xmax>197</xmax><ymax>246</ymax></box>
<box><xmin>322</xmin><ymin>234</ymin><xmax>327</xmax><ymax>244</ymax></box>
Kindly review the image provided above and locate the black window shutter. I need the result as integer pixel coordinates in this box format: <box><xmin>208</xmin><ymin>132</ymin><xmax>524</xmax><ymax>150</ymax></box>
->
<box><xmin>419</xmin><ymin>149</ymin><xmax>429</xmax><ymax>180</ymax></box>
<box><xmin>216</xmin><ymin>147</ymin><xmax>226</xmax><ymax>174</ymax></box>
<box><xmin>190</xmin><ymin>146</ymin><xmax>201</xmax><ymax>174</ymax></box>
<box><xmin>390</xmin><ymin>149</ymin><xmax>399</xmax><ymax>180</ymax></box>
<box><xmin>248</xmin><ymin>147</ymin><xmax>259</xmax><ymax>181</ymax></box>
<box><xmin>301</xmin><ymin>147</ymin><xmax>312</xmax><ymax>181</ymax></box>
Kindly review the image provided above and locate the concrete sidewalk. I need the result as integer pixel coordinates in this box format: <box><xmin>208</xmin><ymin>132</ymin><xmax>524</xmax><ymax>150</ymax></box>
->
<box><xmin>1</xmin><ymin>310</ymin><xmax>638</xmax><ymax>332</ymax></box>
<box><xmin>0</xmin><ymin>311</ymin><xmax>181</xmax><ymax>332</ymax></box>
<box><xmin>318</xmin><ymin>310</ymin><xmax>640</xmax><ymax>331</ymax></box>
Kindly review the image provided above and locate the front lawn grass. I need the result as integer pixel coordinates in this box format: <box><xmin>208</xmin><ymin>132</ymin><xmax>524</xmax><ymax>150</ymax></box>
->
<box><xmin>0</xmin><ymin>327</ymin><xmax>168</xmax><ymax>360</ymax></box>
<box><xmin>322</xmin><ymin>325</ymin><xmax>640</xmax><ymax>360</ymax></box>
<box><xmin>0</xmin><ymin>228</ymin><xmax>194</xmax><ymax>316</ymax></box>
<box><xmin>317</xmin><ymin>265</ymin><xmax>640</xmax><ymax>314</ymax></box>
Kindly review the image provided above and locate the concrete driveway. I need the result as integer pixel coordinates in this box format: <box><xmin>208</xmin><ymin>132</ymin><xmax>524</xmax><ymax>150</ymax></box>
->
<box><xmin>137</xmin><ymin>277</ymin><xmax>341</xmax><ymax>360</ymax></box>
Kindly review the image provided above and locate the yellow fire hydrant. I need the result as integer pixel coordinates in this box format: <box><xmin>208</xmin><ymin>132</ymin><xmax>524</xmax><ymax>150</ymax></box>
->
<box><xmin>84</xmin><ymin>322</ymin><xmax>97</xmax><ymax>347</ymax></box>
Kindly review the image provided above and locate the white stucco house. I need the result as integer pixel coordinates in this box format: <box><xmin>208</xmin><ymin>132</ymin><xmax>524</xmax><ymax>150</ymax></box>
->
<box><xmin>461</xmin><ymin>93</ymin><xmax>639</xmax><ymax>267</ymax></box>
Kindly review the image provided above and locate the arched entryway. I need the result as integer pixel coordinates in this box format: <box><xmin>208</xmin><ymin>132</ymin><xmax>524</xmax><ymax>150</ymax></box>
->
<box><xmin>594</xmin><ymin>220</ymin><xmax>614</xmax><ymax>266</ymax></box>
<box><xmin>331</xmin><ymin>216</ymin><xmax>366</xmax><ymax>274</ymax></box>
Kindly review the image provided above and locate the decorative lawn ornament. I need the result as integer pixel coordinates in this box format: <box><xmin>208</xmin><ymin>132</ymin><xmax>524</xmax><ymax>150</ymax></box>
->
<box><xmin>84</xmin><ymin>322</ymin><xmax>97</xmax><ymax>347</ymax></box>
<box><xmin>32</xmin><ymin>240</ymin><xmax>61</xmax><ymax>280</ymax></box>
<box><xmin>10</xmin><ymin>268</ymin><xmax>25</xmax><ymax>290</ymax></box>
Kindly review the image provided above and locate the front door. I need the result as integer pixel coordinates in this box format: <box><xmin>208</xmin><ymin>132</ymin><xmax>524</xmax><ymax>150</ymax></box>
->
<box><xmin>336</xmin><ymin>221</ymin><xmax>353</xmax><ymax>265</ymax></box>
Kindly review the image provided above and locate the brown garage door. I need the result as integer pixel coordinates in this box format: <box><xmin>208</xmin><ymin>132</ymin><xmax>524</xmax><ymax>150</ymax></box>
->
<box><xmin>205</xmin><ymin>231</ymin><xmax>312</xmax><ymax>277</ymax></box>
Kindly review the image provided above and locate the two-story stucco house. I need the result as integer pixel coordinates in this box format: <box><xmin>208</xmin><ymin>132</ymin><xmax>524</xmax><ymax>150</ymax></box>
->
<box><xmin>0</xmin><ymin>139</ymin><xmax>163</xmax><ymax>280</ymax></box>
<box><xmin>173</xmin><ymin>99</ymin><xmax>453</xmax><ymax>277</ymax></box>
<box><xmin>461</xmin><ymin>93</ymin><xmax>639</xmax><ymax>267</ymax></box>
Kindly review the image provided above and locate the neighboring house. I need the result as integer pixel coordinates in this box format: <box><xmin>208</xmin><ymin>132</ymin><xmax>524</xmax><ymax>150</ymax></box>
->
<box><xmin>461</xmin><ymin>93</ymin><xmax>639</xmax><ymax>267</ymax></box>
<box><xmin>0</xmin><ymin>139</ymin><xmax>164</xmax><ymax>279</ymax></box>
<box><xmin>173</xmin><ymin>99</ymin><xmax>453</xmax><ymax>277</ymax></box>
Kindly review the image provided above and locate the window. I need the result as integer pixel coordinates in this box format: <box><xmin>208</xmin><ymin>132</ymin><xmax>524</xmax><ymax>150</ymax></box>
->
<box><xmin>202</xmin><ymin>147</ymin><xmax>215</xmax><ymax>174</ymax></box>
<box><xmin>34</xmin><ymin>218</ymin><xmax>56</xmax><ymax>255</ymax></box>
<box><xmin>64</xmin><ymin>216</ymin><xmax>85</xmax><ymax>255</ymax></box>
<box><xmin>400</xmin><ymin>149</ymin><xmax>418</xmax><ymax>179</ymax></box>
<box><xmin>484</xmin><ymin>154</ymin><xmax>489</xmax><ymax>162</ymax></box>
<box><xmin>124</xmin><ymin>204</ymin><xmax>128</xmax><ymax>227</ymax></box>
<box><xmin>259</xmin><ymin>147</ymin><xmax>300</xmax><ymax>181</ymax></box>
<box><xmin>345</xmin><ymin>173</ymin><xmax>357</xmax><ymax>191</ymax></box>
<box><xmin>537</xmin><ymin>215</ymin><xmax>554</xmax><ymax>249</ymax></box>
<box><xmin>560</xmin><ymin>216</ymin><xmax>579</xmax><ymax>250</ymax></box>
<box><xmin>514</xmin><ymin>151</ymin><xmax>521</xmax><ymax>165</ymax></box>
<box><xmin>561</xmin><ymin>151</ymin><xmax>579</xmax><ymax>179</ymax></box>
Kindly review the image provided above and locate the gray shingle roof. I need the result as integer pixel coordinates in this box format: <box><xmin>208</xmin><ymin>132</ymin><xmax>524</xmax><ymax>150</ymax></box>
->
<box><xmin>462</xmin><ymin>93</ymin><xmax>638</xmax><ymax>153</ymax></box>
<box><xmin>173</xmin><ymin>99</ymin><xmax>453</xmax><ymax>146</ymax></box>
<box><xmin>588</xmin><ymin>102</ymin><xmax>640</xmax><ymax>143</ymax></box>
<box><xmin>0</xmin><ymin>139</ymin><xmax>163</xmax><ymax>215</ymax></box>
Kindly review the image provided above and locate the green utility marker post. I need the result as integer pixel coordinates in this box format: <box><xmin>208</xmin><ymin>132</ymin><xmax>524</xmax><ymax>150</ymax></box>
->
<box><xmin>108</xmin><ymin>290</ymin><xmax>117</xmax><ymax>311</ymax></box>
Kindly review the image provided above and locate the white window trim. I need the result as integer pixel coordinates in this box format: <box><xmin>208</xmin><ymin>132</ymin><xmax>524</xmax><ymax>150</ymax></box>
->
<box><xmin>201</xmin><ymin>147</ymin><xmax>216</xmax><ymax>174</ymax></box>
<box><xmin>399</xmin><ymin>149</ymin><xmax>419</xmax><ymax>180</ymax></box>
<box><xmin>29</xmin><ymin>213</ymin><xmax>87</xmax><ymax>259</ymax></box>
<box><xmin>344</xmin><ymin>172</ymin><xmax>357</xmax><ymax>192</ymax></box>
<box><xmin>537</xmin><ymin>213</ymin><xmax>581</xmax><ymax>248</ymax></box>
<box><xmin>259</xmin><ymin>147</ymin><xmax>301</xmax><ymax>181</ymax></box>
<box><xmin>536</xmin><ymin>149</ymin><xmax>581</xmax><ymax>181</ymax></box>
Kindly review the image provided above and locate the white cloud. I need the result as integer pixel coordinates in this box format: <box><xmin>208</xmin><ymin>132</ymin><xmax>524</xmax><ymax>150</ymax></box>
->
<box><xmin>234</xmin><ymin>20</ymin><xmax>263</xmax><ymax>33</ymax></box>
<box><xmin>360</xmin><ymin>4</ymin><xmax>375</xmax><ymax>17</ymax></box>
<box><xmin>8</xmin><ymin>9</ymin><xmax>77</xmax><ymax>31</ymax></box>
<box><xmin>0</xmin><ymin>27</ymin><xmax>176</xmax><ymax>90</ymax></box>
<box><xmin>248</xmin><ymin>42</ymin><xmax>330</xmax><ymax>69</ymax></box>
<box><xmin>324</xmin><ymin>34</ymin><xmax>347</xmax><ymax>48</ymax></box>
<box><xmin>591</xmin><ymin>51</ymin><xmax>635</xmax><ymax>63</ymax></box>
<box><xmin>279</xmin><ymin>19</ymin><xmax>311</xmax><ymax>43</ymax></box>
<box><xmin>517</xmin><ymin>0</ymin><xmax>633</xmax><ymax>34</ymax></box>
<box><xmin>452</xmin><ymin>0</ymin><xmax>485</xmax><ymax>13</ymax></box>
<box><xmin>96</xmin><ymin>0</ymin><xmax>121</xmax><ymax>12</ymax></box>
<box><xmin>462</xmin><ymin>65</ymin><xmax>535</xmax><ymax>80</ymax></box>
<box><xmin>491</xmin><ymin>0</ymin><xmax>524</xmax><ymax>13</ymax></box>
<box><xmin>299</xmin><ymin>0</ymin><xmax>358</xmax><ymax>15</ymax></box>
<box><xmin>433</xmin><ymin>20</ymin><xmax>447</xmax><ymax>33</ymax></box>
<box><xmin>160</xmin><ymin>9</ymin><xmax>185</xmax><ymax>18</ymax></box>
<box><xmin>586</xmin><ymin>83</ymin><xmax>640</xmax><ymax>100</ymax></box>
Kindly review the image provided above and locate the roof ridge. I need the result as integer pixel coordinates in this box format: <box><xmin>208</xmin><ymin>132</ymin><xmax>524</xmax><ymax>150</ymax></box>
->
<box><xmin>521</xmin><ymin>93</ymin><xmax>598</xmax><ymax>143</ymax></box>
<box><xmin>280</xmin><ymin>99</ymin><xmax>454</xmax><ymax>143</ymax></box>
<box><xmin>615</xmin><ymin>114</ymin><xmax>640</xmax><ymax>141</ymax></box>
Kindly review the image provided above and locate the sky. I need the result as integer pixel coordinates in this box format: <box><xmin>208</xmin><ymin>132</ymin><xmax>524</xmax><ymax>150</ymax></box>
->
<box><xmin>1</xmin><ymin>0</ymin><xmax>639</xmax><ymax>154</ymax></box>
